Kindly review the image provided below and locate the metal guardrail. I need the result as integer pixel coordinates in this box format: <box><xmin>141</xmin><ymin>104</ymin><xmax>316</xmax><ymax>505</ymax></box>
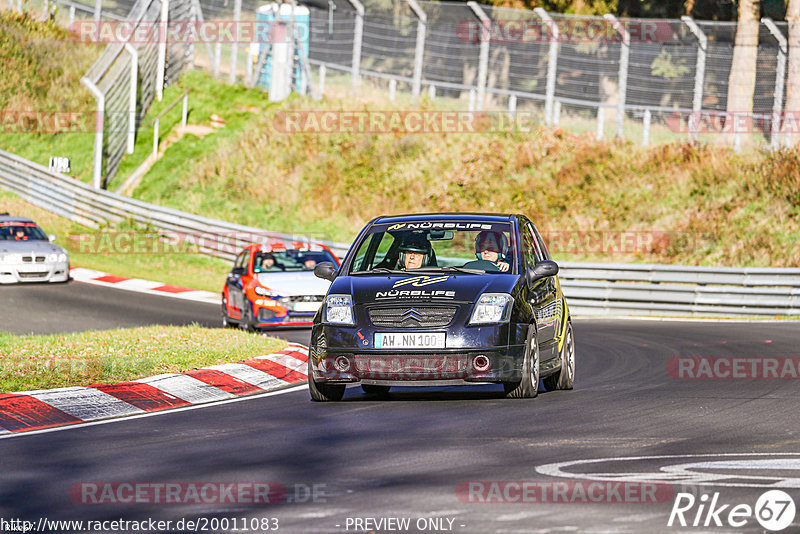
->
<box><xmin>1</xmin><ymin>148</ymin><xmax>798</xmax><ymax>317</ymax></box>
<box><xmin>0</xmin><ymin>149</ymin><xmax>352</xmax><ymax>259</ymax></box>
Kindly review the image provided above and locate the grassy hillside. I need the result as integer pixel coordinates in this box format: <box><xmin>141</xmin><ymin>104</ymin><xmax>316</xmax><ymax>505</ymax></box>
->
<box><xmin>132</xmin><ymin>79</ymin><xmax>800</xmax><ymax>267</ymax></box>
<box><xmin>0</xmin><ymin>11</ymin><xmax>101</xmax><ymax>179</ymax></box>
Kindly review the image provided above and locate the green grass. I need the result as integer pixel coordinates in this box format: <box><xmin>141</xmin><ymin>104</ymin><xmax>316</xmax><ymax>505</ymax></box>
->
<box><xmin>0</xmin><ymin>325</ymin><xmax>287</xmax><ymax>393</ymax></box>
<box><xmin>0</xmin><ymin>189</ymin><xmax>231</xmax><ymax>292</ymax></box>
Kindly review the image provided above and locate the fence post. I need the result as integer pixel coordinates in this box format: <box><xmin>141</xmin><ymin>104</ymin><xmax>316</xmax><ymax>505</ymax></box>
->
<box><xmin>123</xmin><ymin>43</ymin><xmax>138</xmax><ymax>154</ymax></box>
<box><xmin>68</xmin><ymin>5</ymin><xmax>75</xmax><ymax>25</ymax></box>
<box><xmin>81</xmin><ymin>77</ymin><xmax>105</xmax><ymax>189</ymax></box>
<box><xmin>319</xmin><ymin>64</ymin><xmax>326</xmax><ymax>96</ymax></box>
<box><xmin>229</xmin><ymin>0</ymin><xmax>242</xmax><ymax>84</ymax></box>
<box><xmin>389</xmin><ymin>78</ymin><xmax>396</xmax><ymax>101</ymax></box>
<box><xmin>467</xmin><ymin>1</ymin><xmax>490</xmax><ymax>111</ymax></box>
<box><xmin>468</xmin><ymin>89</ymin><xmax>476</xmax><ymax>111</ymax></box>
<box><xmin>428</xmin><ymin>84</ymin><xmax>435</xmax><ymax>100</ymax></box>
<box><xmin>405</xmin><ymin>0</ymin><xmax>427</xmax><ymax>104</ymax></box>
<box><xmin>346</xmin><ymin>0</ymin><xmax>364</xmax><ymax>86</ymax></box>
<box><xmin>682</xmin><ymin>16</ymin><xmax>706</xmax><ymax>143</ymax></box>
<box><xmin>642</xmin><ymin>109</ymin><xmax>651</xmax><ymax>145</ymax></box>
<box><xmin>596</xmin><ymin>106</ymin><xmax>604</xmax><ymax>140</ymax></box>
<box><xmin>553</xmin><ymin>100</ymin><xmax>561</xmax><ymax>126</ymax></box>
<box><xmin>762</xmin><ymin>18</ymin><xmax>787</xmax><ymax>151</ymax></box>
<box><xmin>604</xmin><ymin>14</ymin><xmax>629</xmax><ymax>139</ymax></box>
<box><xmin>153</xmin><ymin>119</ymin><xmax>160</xmax><ymax>158</ymax></box>
<box><xmin>93</xmin><ymin>0</ymin><xmax>101</xmax><ymax>21</ymax></box>
<box><xmin>156</xmin><ymin>0</ymin><xmax>170</xmax><ymax>101</ymax></box>
<box><xmin>508</xmin><ymin>94</ymin><xmax>516</xmax><ymax>117</ymax></box>
<box><xmin>534</xmin><ymin>8</ymin><xmax>558</xmax><ymax>127</ymax></box>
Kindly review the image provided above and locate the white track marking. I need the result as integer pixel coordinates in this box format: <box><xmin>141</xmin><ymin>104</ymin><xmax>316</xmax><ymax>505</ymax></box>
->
<box><xmin>204</xmin><ymin>363</ymin><xmax>288</xmax><ymax>389</ymax></box>
<box><xmin>136</xmin><ymin>373</ymin><xmax>236</xmax><ymax>403</ymax></box>
<box><xmin>26</xmin><ymin>387</ymin><xmax>143</xmax><ymax>419</ymax></box>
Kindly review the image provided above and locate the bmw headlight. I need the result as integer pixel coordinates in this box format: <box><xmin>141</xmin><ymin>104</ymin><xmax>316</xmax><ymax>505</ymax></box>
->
<box><xmin>0</xmin><ymin>254</ymin><xmax>21</xmax><ymax>264</ymax></box>
<box><xmin>47</xmin><ymin>253</ymin><xmax>58</xmax><ymax>263</ymax></box>
<box><xmin>59</xmin><ymin>253</ymin><xmax>68</xmax><ymax>262</ymax></box>
<box><xmin>470</xmin><ymin>293</ymin><xmax>513</xmax><ymax>324</ymax></box>
<box><xmin>324</xmin><ymin>294</ymin><xmax>354</xmax><ymax>325</ymax></box>
<box><xmin>255</xmin><ymin>286</ymin><xmax>280</xmax><ymax>297</ymax></box>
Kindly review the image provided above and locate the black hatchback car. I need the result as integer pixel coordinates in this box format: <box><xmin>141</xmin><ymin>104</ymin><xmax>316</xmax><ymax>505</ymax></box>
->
<box><xmin>309</xmin><ymin>213</ymin><xmax>575</xmax><ymax>401</ymax></box>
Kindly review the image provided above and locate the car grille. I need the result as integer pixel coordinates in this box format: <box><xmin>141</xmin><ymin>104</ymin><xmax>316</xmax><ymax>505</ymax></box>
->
<box><xmin>18</xmin><ymin>272</ymin><xmax>48</xmax><ymax>279</ymax></box>
<box><xmin>368</xmin><ymin>306</ymin><xmax>458</xmax><ymax>328</ymax></box>
<box><xmin>281</xmin><ymin>295</ymin><xmax>323</xmax><ymax>303</ymax></box>
<box><xmin>21</xmin><ymin>255</ymin><xmax>46</xmax><ymax>263</ymax></box>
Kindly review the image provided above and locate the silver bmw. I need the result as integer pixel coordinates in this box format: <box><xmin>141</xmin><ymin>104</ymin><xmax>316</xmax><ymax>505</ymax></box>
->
<box><xmin>0</xmin><ymin>214</ymin><xmax>70</xmax><ymax>284</ymax></box>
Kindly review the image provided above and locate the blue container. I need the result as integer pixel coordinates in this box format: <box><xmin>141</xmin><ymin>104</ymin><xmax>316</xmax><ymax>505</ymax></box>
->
<box><xmin>255</xmin><ymin>3</ymin><xmax>310</xmax><ymax>92</ymax></box>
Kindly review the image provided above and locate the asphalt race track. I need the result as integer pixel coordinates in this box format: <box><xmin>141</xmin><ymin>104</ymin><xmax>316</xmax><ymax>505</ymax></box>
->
<box><xmin>1</xmin><ymin>281</ymin><xmax>799</xmax><ymax>533</ymax></box>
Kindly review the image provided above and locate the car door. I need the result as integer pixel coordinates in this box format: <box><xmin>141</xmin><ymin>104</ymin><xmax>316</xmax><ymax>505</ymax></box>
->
<box><xmin>520</xmin><ymin>219</ymin><xmax>559</xmax><ymax>359</ymax></box>
<box><xmin>227</xmin><ymin>249</ymin><xmax>250</xmax><ymax>318</ymax></box>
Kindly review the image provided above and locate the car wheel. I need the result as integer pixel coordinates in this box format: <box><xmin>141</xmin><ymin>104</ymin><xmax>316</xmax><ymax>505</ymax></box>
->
<box><xmin>308</xmin><ymin>359</ymin><xmax>346</xmax><ymax>402</ymax></box>
<box><xmin>221</xmin><ymin>296</ymin><xmax>233</xmax><ymax>328</ymax></box>
<box><xmin>544</xmin><ymin>320</ymin><xmax>575</xmax><ymax>391</ymax></box>
<box><xmin>361</xmin><ymin>384</ymin><xmax>391</xmax><ymax>396</ymax></box>
<box><xmin>240</xmin><ymin>302</ymin><xmax>255</xmax><ymax>333</ymax></box>
<box><xmin>504</xmin><ymin>327</ymin><xmax>539</xmax><ymax>399</ymax></box>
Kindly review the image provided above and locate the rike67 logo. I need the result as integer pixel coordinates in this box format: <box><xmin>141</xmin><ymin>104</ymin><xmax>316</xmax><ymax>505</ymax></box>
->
<box><xmin>668</xmin><ymin>490</ymin><xmax>796</xmax><ymax>531</ymax></box>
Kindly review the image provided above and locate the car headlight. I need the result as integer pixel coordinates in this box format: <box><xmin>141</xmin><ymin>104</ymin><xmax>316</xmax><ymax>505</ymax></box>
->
<box><xmin>324</xmin><ymin>294</ymin><xmax>354</xmax><ymax>325</ymax></box>
<box><xmin>0</xmin><ymin>254</ymin><xmax>21</xmax><ymax>264</ymax></box>
<box><xmin>47</xmin><ymin>253</ymin><xmax>58</xmax><ymax>263</ymax></box>
<box><xmin>255</xmin><ymin>286</ymin><xmax>280</xmax><ymax>297</ymax></box>
<box><xmin>59</xmin><ymin>253</ymin><xmax>68</xmax><ymax>262</ymax></box>
<box><xmin>470</xmin><ymin>293</ymin><xmax>513</xmax><ymax>324</ymax></box>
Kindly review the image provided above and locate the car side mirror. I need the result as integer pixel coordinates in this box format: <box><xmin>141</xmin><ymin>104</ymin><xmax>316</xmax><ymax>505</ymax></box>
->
<box><xmin>526</xmin><ymin>260</ymin><xmax>559</xmax><ymax>287</ymax></box>
<box><xmin>48</xmin><ymin>234</ymin><xmax>56</xmax><ymax>242</ymax></box>
<box><xmin>314</xmin><ymin>261</ymin><xmax>337</xmax><ymax>282</ymax></box>
<box><xmin>231</xmin><ymin>266</ymin><xmax>245</xmax><ymax>276</ymax></box>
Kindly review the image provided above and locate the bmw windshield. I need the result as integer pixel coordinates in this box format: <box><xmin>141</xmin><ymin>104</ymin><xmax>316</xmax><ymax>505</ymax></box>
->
<box><xmin>348</xmin><ymin>221</ymin><xmax>516</xmax><ymax>275</ymax></box>
<box><xmin>0</xmin><ymin>222</ymin><xmax>48</xmax><ymax>241</ymax></box>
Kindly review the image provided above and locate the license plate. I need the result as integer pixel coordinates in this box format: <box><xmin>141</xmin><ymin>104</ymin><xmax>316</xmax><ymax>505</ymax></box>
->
<box><xmin>293</xmin><ymin>301</ymin><xmax>321</xmax><ymax>312</ymax></box>
<box><xmin>374</xmin><ymin>332</ymin><xmax>446</xmax><ymax>349</ymax></box>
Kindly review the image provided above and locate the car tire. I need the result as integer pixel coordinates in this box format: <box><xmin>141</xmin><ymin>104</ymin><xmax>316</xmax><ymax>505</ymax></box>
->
<box><xmin>544</xmin><ymin>320</ymin><xmax>575</xmax><ymax>391</ymax></box>
<box><xmin>361</xmin><ymin>384</ymin><xmax>391</xmax><ymax>396</ymax></box>
<box><xmin>504</xmin><ymin>327</ymin><xmax>539</xmax><ymax>399</ymax></box>
<box><xmin>308</xmin><ymin>359</ymin><xmax>346</xmax><ymax>402</ymax></box>
<box><xmin>221</xmin><ymin>296</ymin><xmax>233</xmax><ymax>328</ymax></box>
<box><xmin>240</xmin><ymin>302</ymin><xmax>255</xmax><ymax>333</ymax></box>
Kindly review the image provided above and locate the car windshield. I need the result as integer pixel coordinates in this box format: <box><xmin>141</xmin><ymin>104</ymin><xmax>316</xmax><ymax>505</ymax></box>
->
<box><xmin>253</xmin><ymin>249</ymin><xmax>337</xmax><ymax>273</ymax></box>
<box><xmin>0</xmin><ymin>222</ymin><xmax>48</xmax><ymax>241</ymax></box>
<box><xmin>348</xmin><ymin>221</ymin><xmax>516</xmax><ymax>275</ymax></box>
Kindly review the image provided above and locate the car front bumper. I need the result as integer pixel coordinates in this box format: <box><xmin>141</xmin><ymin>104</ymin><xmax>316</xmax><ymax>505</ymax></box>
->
<box><xmin>0</xmin><ymin>261</ymin><xmax>70</xmax><ymax>284</ymax></box>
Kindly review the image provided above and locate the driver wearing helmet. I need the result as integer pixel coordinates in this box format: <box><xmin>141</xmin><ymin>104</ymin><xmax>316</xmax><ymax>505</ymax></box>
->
<box><xmin>475</xmin><ymin>230</ymin><xmax>510</xmax><ymax>272</ymax></box>
<box><xmin>397</xmin><ymin>232</ymin><xmax>433</xmax><ymax>270</ymax></box>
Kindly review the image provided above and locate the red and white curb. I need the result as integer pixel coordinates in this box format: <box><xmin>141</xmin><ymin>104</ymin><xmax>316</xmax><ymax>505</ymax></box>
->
<box><xmin>69</xmin><ymin>267</ymin><xmax>221</xmax><ymax>305</ymax></box>
<box><xmin>0</xmin><ymin>343</ymin><xmax>309</xmax><ymax>435</ymax></box>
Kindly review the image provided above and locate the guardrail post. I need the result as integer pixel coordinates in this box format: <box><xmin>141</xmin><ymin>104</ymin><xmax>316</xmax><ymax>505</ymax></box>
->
<box><xmin>389</xmin><ymin>78</ymin><xmax>396</xmax><ymax>101</ymax></box>
<box><xmin>642</xmin><ymin>108</ymin><xmax>651</xmax><ymax>145</ymax></box>
<box><xmin>467</xmin><ymin>1</ymin><xmax>490</xmax><ymax>111</ymax></box>
<box><xmin>682</xmin><ymin>16</ymin><xmax>707</xmax><ymax>143</ymax></box>
<box><xmin>553</xmin><ymin>100</ymin><xmax>561</xmax><ymax>126</ymax></box>
<box><xmin>346</xmin><ymin>0</ymin><xmax>364</xmax><ymax>86</ymax></box>
<box><xmin>68</xmin><ymin>5</ymin><xmax>75</xmax><ymax>25</ymax></box>
<box><xmin>604</xmin><ymin>14</ymin><xmax>629</xmax><ymax>138</ymax></box>
<box><xmin>508</xmin><ymin>94</ymin><xmax>516</xmax><ymax>117</ymax></box>
<box><xmin>428</xmin><ymin>84</ymin><xmax>435</xmax><ymax>100</ymax></box>
<box><xmin>93</xmin><ymin>0</ymin><xmax>101</xmax><ymax>21</ymax></box>
<box><xmin>319</xmin><ymin>64</ymin><xmax>326</xmax><ymax>95</ymax></box>
<box><xmin>81</xmin><ymin>77</ymin><xmax>105</xmax><ymax>189</ymax></box>
<box><xmin>534</xmin><ymin>8</ymin><xmax>558</xmax><ymax>126</ymax></box>
<box><xmin>123</xmin><ymin>43</ymin><xmax>138</xmax><ymax>154</ymax></box>
<box><xmin>229</xmin><ymin>0</ymin><xmax>242</xmax><ymax>84</ymax></box>
<box><xmin>405</xmin><ymin>0</ymin><xmax>426</xmax><ymax>104</ymax></box>
<box><xmin>468</xmin><ymin>88</ymin><xmax>476</xmax><ymax>111</ymax></box>
<box><xmin>762</xmin><ymin>18</ymin><xmax>787</xmax><ymax>151</ymax></box>
<box><xmin>156</xmin><ymin>0</ymin><xmax>170</xmax><ymax>101</ymax></box>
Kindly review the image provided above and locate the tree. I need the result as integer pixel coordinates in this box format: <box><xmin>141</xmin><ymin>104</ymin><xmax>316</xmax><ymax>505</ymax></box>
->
<box><xmin>726</xmin><ymin>0</ymin><xmax>761</xmax><ymax>129</ymax></box>
<box><xmin>787</xmin><ymin>0</ymin><xmax>800</xmax><ymax>140</ymax></box>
